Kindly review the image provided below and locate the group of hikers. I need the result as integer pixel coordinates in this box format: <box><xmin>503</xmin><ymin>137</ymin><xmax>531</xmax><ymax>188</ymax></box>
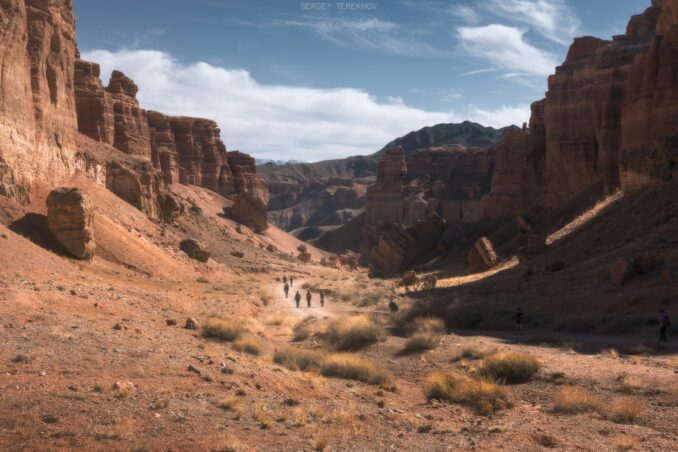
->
<box><xmin>282</xmin><ymin>275</ymin><xmax>325</xmax><ymax>309</ymax></box>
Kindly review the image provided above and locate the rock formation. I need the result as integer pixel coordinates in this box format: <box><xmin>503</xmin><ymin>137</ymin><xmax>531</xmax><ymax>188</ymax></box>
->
<box><xmin>46</xmin><ymin>187</ymin><xmax>95</xmax><ymax>259</ymax></box>
<box><xmin>370</xmin><ymin>214</ymin><xmax>446</xmax><ymax>276</ymax></box>
<box><xmin>468</xmin><ymin>237</ymin><xmax>499</xmax><ymax>273</ymax></box>
<box><xmin>180</xmin><ymin>238</ymin><xmax>210</xmax><ymax>263</ymax></box>
<box><xmin>230</xmin><ymin>193</ymin><xmax>269</xmax><ymax>233</ymax></box>
<box><xmin>73</xmin><ymin>60</ymin><xmax>269</xmax><ymax>224</ymax></box>
<box><xmin>483</xmin><ymin>0</ymin><xmax>678</xmax><ymax>217</ymax></box>
<box><xmin>0</xmin><ymin>0</ymin><xmax>77</xmax><ymax>203</ymax></box>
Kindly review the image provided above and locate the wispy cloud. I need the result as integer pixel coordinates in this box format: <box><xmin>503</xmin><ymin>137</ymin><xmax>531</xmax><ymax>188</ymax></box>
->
<box><xmin>484</xmin><ymin>0</ymin><xmax>579</xmax><ymax>45</ymax></box>
<box><xmin>457</xmin><ymin>24</ymin><xmax>557</xmax><ymax>76</ymax></box>
<box><xmin>448</xmin><ymin>5</ymin><xmax>480</xmax><ymax>24</ymax></box>
<box><xmin>466</xmin><ymin>103</ymin><xmax>531</xmax><ymax>128</ymax></box>
<box><xmin>460</xmin><ymin>68</ymin><xmax>498</xmax><ymax>76</ymax></box>
<box><xmin>442</xmin><ymin>87</ymin><xmax>464</xmax><ymax>102</ymax></box>
<box><xmin>273</xmin><ymin>17</ymin><xmax>447</xmax><ymax>57</ymax></box>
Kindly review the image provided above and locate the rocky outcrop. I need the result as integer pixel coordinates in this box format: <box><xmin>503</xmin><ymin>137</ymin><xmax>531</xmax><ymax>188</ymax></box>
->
<box><xmin>363</xmin><ymin>144</ymin><xmax>495</xmax><ymax>267</ymax></box>
<box><xmin>484</xmin><ymin>0</ymin><xmax>678</xmax><ymax>217</ymax></box>
<box><xmin>0</xmin><ymin>0</ymin><xmax>77</xmax><ymax>203</ymax></box>
<box><xmin>180</xmin><ymin>238</ymin><xmax>210</xmax><ymax>263</ymax></box>
<box><xmin>46</xmin><ymin>187</ymin><xmax>95</xmax><ymax>259</ymax></box>
<box><xmin>73</xmin><ymin>62</ymin><xmax>268</xmax><ymax>225</ymax></box>
<box><xmin>230</xmin><ymin>193</ymin><xmax>269</xmax><ymax>233</ymax></box>
<box><xmin>370</xmin><ymin>214</ymin><xmax>446</xmax><ymax>276</ymax></box>
<box><xmin>468</xmin><ymin>237</ymin><xmax>499</xmax><ymax>273</ymax></box>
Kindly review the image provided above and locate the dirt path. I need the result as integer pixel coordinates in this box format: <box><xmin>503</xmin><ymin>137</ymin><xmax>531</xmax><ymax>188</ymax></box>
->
<box><xmin>268</xmin><ymin>279</ymin><xmax>345</xmax><ymax>319</ymax></box>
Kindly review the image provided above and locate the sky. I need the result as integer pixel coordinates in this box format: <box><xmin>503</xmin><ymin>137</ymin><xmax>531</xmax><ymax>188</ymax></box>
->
<box><xmin>74</xmin><ymin>0</ymin><xmax>650</xmax><ymax>161</ymax></box>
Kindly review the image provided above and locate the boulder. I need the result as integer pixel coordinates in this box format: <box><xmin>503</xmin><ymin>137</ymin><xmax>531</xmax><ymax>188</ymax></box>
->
<box><xmin>46</xmin><ymin>188</ymin><xmax>95</xmax><ymax>260</ymax></box>
<box><xmin>401</xmin><ymin>270</ymin><xmax>418</xmax><ymax>286</ymax></box>
<box><xmin>468</xmin><ymin>237</ymin><xmax>498</xmax><ymax>273</ymax></box>
<box><xmin>180</xmin><ymin>238</ymin><xmax>210</xmax><ymax>263</ymax></box>
<box><xmin>185</xmin><ymin>317</ymin><xmax>199</xmax><ymax>330</ymax></box>
<box><xmin>297</xmin><ymin>244</ymin><xmax>308</xmax><ymax>253</ymax></box>
<box><xmin>230</xmin><ymin>251</ymin><xmax>245</xmax><ymax>258</ymax></box>
<box><xmin>229</xmin><ymin>193</ymin><xmax>269</xmax><ymax>233</ymax></box>
<box><xmin>610</xmin><ymin>256</ymin><xmax>634</xmax><ymax>286</ymax></box>
<box><xmin>266</xmin><ymin>244</ymin><xmax>278</xmax><ymax>253</ymax></box>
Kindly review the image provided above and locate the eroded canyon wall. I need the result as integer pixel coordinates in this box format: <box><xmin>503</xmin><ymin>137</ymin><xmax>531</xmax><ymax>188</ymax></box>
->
<box><xmin>0</xmin><ymin>0</ymin><xmax>77</xmax><ymax>203</ymax></box>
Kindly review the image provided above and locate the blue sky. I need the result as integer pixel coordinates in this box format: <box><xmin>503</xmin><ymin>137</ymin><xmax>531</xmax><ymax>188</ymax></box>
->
<box><xmin>74</xmin><ymin>0</ymin><xmax>650</xmax><ymax>161</ymax></box>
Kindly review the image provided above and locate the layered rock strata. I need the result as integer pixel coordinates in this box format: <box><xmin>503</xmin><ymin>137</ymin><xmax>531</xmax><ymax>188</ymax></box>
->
<box><xmin>46</xmin><ymin>187</ymin><xmax>95</xmax><ymax>259</ymax></box>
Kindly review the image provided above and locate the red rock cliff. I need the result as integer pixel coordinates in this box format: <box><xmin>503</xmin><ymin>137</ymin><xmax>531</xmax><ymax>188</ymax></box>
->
<box><xmin>484</xmin><ymin>0</ymin><xmax>678</xmax><ymax>217</ymax></box>
<box><xmin>0</xmin><ymin>0</ymin><xmax>77</xmax><ymax>203</ymax></box>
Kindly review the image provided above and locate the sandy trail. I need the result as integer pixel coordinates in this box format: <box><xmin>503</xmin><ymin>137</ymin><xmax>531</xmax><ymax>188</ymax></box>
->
<box><xmin>268</xmin><ymin>279</ymin><xmax>355</xmax><ymax>320</ymax></box>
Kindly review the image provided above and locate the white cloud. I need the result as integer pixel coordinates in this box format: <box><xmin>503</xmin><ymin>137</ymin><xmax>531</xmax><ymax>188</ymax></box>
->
<box><xmin>457</xmin><ymin>24</ymin><xmax>557</xmax><ymax>76</ymax></box>
<box><xmin>460</xmin><ymin>68</ymin><xmax>498</xmax><ymax>76</ymax></box>
<box><xmin>485</xmin><ymin>0</ymin><xmax>579</xmax><ymax>45</ymax></box>
<box><xmin>466</xmin><ymin>103</ymin><xmax>531</xmax><ymax>129</ymax></box>
<box><xmin>442</xmin><ymin>87</ymin><xmax>464</xmax><ymax>103</ymax></box>
<box><xmin>83</xmin><ymin>49</ymin><xmax>463</xmax><ymax>161</ymax></box>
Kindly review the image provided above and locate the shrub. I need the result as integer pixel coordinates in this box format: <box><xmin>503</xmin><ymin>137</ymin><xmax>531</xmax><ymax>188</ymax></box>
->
<box><xmin>232</xmin><ymin>338</ymin><xmax>263</xmax><ymax>356</ymax></box>
<box><xmin>217</xmin><ymin>397</ymin><xmax>241</xmax><ymax>411</ymax></box>
<box><xmin>324</xmin><ymin>316</ymin><xmax>384</xmax><ymax>351</ymax></box>
<box><xmin>402</xmin><ymin>333</ymin><xmax>440</xmax><ymax>353</ymax></box>
<box><xmin>273</xmin><ymin>347</ymin><xmax>324</xmax><ymax>372</ymax></box>
<box><xmin>292</xmin><ymin>324</ymin><xmax>310</xmax><ymax>342</ymax></box>
<box><xmin>452</xmin><ymin>346</ymin><xmax>489</xmax><ymax>361</ymax></box>
<box><xmin>254</xmin><ymin>403</ymin><xmax>273</xmax><ymax>429</ymax></box>
<box><xmin>605</xmin><ymin>397</ymin><xmax>644</xmax><ymax>423</ymax></box>
<box><xmin>479</xmin><ymin>352</ymin><xmax>541</xmax><ymax>383</ymax></box>
<box><xmin>552</xmin><ymin>387</ymin><xmax>601</xmax><ymax>413</ymax></box>
<box><xmin>202</xmin><ymin>318</ymin><xmax>244</xmax><ymax>341</ymax></box>
<box><xmin>406</xmin><ymin>317</ymin><xmax>445</xmax><ymax>336</ymax></box>
<box><xmin>600</xmin><ymin>348</ymin><xmax>620</xmax><ymax>359</ymax></box>
<box><xmin>423</xmin><ymin>371</ymin><xmax>510</xmax><ymax>415</ymax></box>
<box><xmin>320</xmin><ymin>354</ymin><xmax>387</xmax><ymax>385</ymax></box>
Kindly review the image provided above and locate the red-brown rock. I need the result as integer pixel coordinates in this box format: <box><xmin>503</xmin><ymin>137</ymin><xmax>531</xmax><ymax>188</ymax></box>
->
<box><xmin>468</xmin><ymin>237</ymin><xmax>498</xmax><ymax>273</ymax></box>
<box><xmin>610</xmin><ymin>256</ymin><xmax>634</xmax><ymax>286</ymax></box>
<box><xmin>46</xmin><ymin>187</ymin><xmax>95</xmax><ymax>260</ymax></box>
<box><xmin>180</xmin><ymin>238</ymin><xmax>210</xmax><ymax>263</ymax></box>
<box><xmin>0</xmin><ymin>0</ymin><xmax>78</xmax><ymax>203</ymax></box>
<box><xmin>229</xmin><ymin>193</ymin><xmax>269</xmax><ymax>233</ymax></box>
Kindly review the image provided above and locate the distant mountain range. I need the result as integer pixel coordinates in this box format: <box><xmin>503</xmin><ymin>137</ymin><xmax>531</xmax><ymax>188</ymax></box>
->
<box><xmin>260</xmin><ymin>121</ymin><xmax>511</xmax><ymax>236</ymax></box>
<box><xmin>255</xmin><ymin>159</ymin><xmax>305</xmax><ymax>166</ymax></box>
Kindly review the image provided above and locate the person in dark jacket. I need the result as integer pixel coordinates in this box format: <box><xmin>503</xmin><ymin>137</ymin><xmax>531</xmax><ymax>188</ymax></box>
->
<box><xmin>388</xmin><ymin>299</ymin><xmax>399</xmax><ymax>314</ymax></box>
<box><xmin>659</xmin><ymin>309</ymin><xmax>671</xmax><ymax>343</ymax></box>
<box><xmin>306</xmin><ymin>290</ymin><xmax>312</xmax><ymax>308</ymax></box>
<box><xmin>294</xmin><ymin>291</ymin><xmax>301</xmax><ymax>308</ymax></box>
<box><xmin>284</xmin><ymin>282</ymin><xmax>289</xmax><ymax>299</ymax></box>
<box><xmin>320</xmin><ymin>291</ymin><xmax>325</xmax><ymax>307</ymax></box>
<box><xmin>515</xmin><ymin>307</ymin><xmax>525</xmax><ymax>335</ymax></box>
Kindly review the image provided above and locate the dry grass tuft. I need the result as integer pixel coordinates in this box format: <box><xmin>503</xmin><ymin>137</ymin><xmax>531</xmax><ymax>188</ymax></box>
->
<box><xmin>605</xmin><ymin>397</ymin><xmax>644</xmax><ymax>424</ymax></box>
<box><xmin>232</xmin><ymin>338</ymin><xmax>263</xmax><ymax>356</ymax></box>
<box><xmin>613</xmin><ymin>434</ymin><xmax>640</xmax><ymax>451</ymax></box>
<box><xmin>552</xmin><ymin>387</ymin><xmax>601</xmax><ymax>413</ymax></box>
<box><xmin>273</xmin><ymin>347</ymin><xmax>324</xmax><ymax>372</ymax></box>
<box><xmin>202</xmin><ymin>318</ymin><xmax>244</xmax><ymax>341</ymax></box>
<box><xmin>402</xmin><ymin>332</ymin><xmax>440</xmax><ymax>353</ymax></box>
<box><xmin>216</xmin><ymin>397</ymin><xmax>241</xmax><ymax>411</ymax></box>
<box><xmin>452</xmin><ymin>345</ymin><xmax>490</xmax><ymax>361</ymax></box>
<box><xmin>479</xmin><ymin>352</ymin><xmax>541</xmax><ymax>383</ymax></box>
<box><xmin>600</xmin><ymin>348</ymin><xmax>620</xmax><ymax>359</ymax></box>
<box><xmin>423</xmin><ymin>371</ymin><xmax>510</xmax><ymax>415</ymax></box>
<box><xmin>325</xmin><ymin>315</ymin><xmax>384</xmax><ymax>351</ymax></box>
<box><xmin>254</xmin><ymin>403</ymin><xmax>273</xmax><ymax>429</ymax></box>
<box><xmin>314</xmin><ymin>432</ymin><xmax>329</xmax><ymax>451</ymax></box>
<box><xmin>320</xmin><ymin>354</ymin><xmax>388</xmax><ymax>385</ymax></box>
<box><xmin>406</xmin><ymin>316</ymin><xmax>445</xmax><ymax>336</ymax></box>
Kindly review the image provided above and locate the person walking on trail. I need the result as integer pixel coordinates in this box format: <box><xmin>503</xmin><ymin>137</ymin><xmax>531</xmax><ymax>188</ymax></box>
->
<box><xmin>290</xmin><ymin>276</ymin><xmax>294</xmax><ymax>287</ymax></box>
<box><xmin>284</xmin><ymin>282</ymin><xmax>290</xmax><ymax>299</ymax></box>
<box><xmin>388</xmin><ymin>298</ymin><xmax>399</xmax><ymax>314</ymax></box>
<box><xmin>659</xmin><ymin>309</ymin><xmax>670</xmax><ymax>343</ymax></box>
<box><xmin>515</xmin><ymin>307</ymin><xmax>525</xmax><ymax>335</ymax></box>
<box><xmin>283</xmin><ymin>275</ymin><xmax>287</xmax><ymax>285</ymax></box>
<box><xmin>306</xmin><ymin>290</ymin><xmax>312</xmax><ymax>308</ymax></box>
<box><xmin>320</xmin><ymin>291</ymin><xmax>325</xmax><ymax>307</ymax></box>
<box><xmin>294</xmin><ymin>291</ymin><xmax>301</xmax><ymax>308</ymax></box>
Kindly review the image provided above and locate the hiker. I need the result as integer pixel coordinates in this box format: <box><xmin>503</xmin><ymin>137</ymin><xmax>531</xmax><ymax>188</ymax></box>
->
<box><xmin>659</xmin><ymin>309</ymin><xmax>671</xmax><ymax>343</ymax></box>
<box><xmin>306</xmin><ymin>290</ymin><xmax>312</xmax><ymax>308</ymax></box>
<box><xmin>320</xmin><ymin>291</ymin><xmax>325</xmax><ymax>307</ymax></box>
<box><xmin>294</xmin><ymin>291</ymin><xmax>301</xmax><ymax>308</ymax></box>
<box><xmin>284</xmin><ymin>282</ymin><xmax>289</xmax><ymax>299</ymax></box>
<box><xmin>388</xmin><ymin>299</ymin><xmax>399</xmax><ymax>314</ymax></box>
<box><xmin>283</xmin><ymin>275</ymin><xmax>287</xmax><ymax>285</ymax></box>
<box><xmin>515</xmin><ymin>307</ymin><xmax>525</xmax><ymax>335</ymax></box>
<box><xmin>290</xmin><ymin>276</ymin><xmax>294</xmax><ymax>287</ymax></box>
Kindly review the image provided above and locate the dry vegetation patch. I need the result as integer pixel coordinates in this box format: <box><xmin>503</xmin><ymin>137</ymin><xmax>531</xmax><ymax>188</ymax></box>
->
<box><xmin>324</xmin><ymin>315</ymin><xmax>384</xmax><ymax>351</ymax></box>
<box><xmin>604</xmin><ymin>397</ymin><xmax>644</xmax><ymax>424</ymax></box>
<box><xmin>402</xmin><ymin>332</ymin><xmax>440</xmax><ymax>353</ymax></box>
<box><xmin>479</xmin><ymin>352</ymin><xmax>541</xmax><ymax>383</ymax></box>
<box><xmin>273</xmin><ymin>347</ymin><xmax>325</xmax><ymax>372</ymax></box>
<box><xmin>202</xmin><ymin>318</ymin><xmax>245</xmax><ymax>341</ymax></box>
<box><xmin>552</xmin><ymin>387</ymin><xmax>601</xmax><ymax>413</ymax></box>
<box><xmin>406</xmin><ymin>316</ymin><xmax>445</xmax><ymax>335</ymax></box>
<box><xmin>423</xmin><ymin>371</ymin><xmax>510</xmax><ymax>415</ymax></box>
<box><xmin>320</xmin><ymin>354</ymin><xmax>388</xmax><ymax>385</ymax></box>
<box><xmin>452</xmin><ymin>345</ymin><xmax>490</xmax><ymax>361</ymax></box>
<box><xmin>232</xmin><ymin>338</ymin><xmax>263</xmax><ymax>355</ymax></box>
